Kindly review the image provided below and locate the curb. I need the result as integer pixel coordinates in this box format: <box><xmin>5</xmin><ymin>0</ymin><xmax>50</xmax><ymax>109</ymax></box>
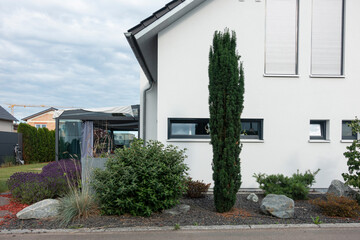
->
<box><xmin>1</xmin><ymin>223</ymin><xmax>360</xmax><ymax>235</ymax></box>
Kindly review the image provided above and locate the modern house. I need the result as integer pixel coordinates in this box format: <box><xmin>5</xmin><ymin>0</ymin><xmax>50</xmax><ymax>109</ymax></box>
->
<box><xmin>125</xmin><ymin>0</ymin><xmax>359</xmax><ymax>188</ymax></box>
<box><xmin>0</xmin><ymin>105</ymin><xmax>17</xmax><ymax>132</ymax></box>
<box><xmin>22</xmin><ymin>107</ymin><xmax>58</xmax><ymax>130</ymax></box>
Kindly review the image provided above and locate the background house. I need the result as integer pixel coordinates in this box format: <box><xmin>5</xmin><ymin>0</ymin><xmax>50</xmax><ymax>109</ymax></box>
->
<box><xmin>126</xmin><ymin>0</ymin><xmax>359</xmax><ymax>189</ymax></box>
<box><xmin>22</xmin><ymin>107</ymin><xmax>58</xmax><ymax>130</ymax></box>
<box><xmin>0</xmin><ymin>105</ymin><xmax>20</xmax><ymax>164</ymax></box>
<box><xmin>0</xmin><ymin>105</ymin><xmax>17</xmax><ymax>132</ymax></box>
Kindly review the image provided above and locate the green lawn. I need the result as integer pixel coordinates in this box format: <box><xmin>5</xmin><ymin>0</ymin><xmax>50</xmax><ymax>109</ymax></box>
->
<box><xmin>0</xmin><ymin>162</ymin><xmax>49</xmax><ymax>193</ymax></box>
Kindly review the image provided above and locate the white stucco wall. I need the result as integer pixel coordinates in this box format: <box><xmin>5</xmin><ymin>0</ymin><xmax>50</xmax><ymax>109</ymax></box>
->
<box><xmin>143</xmin><ymin>0</ymin><xmax>360</xmax><ymax>188</ymax></box>
<box><xmin>0</xmin><ymin>120</ymin><xmax>13</xmax><ymax>132</ymax></box>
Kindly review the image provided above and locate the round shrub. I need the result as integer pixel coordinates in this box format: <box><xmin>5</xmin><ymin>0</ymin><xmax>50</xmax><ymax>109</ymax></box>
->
<box><xmin>91</xmin><ymin>139</ymin><xmax>189</xmax><ymax>217</ymax></box>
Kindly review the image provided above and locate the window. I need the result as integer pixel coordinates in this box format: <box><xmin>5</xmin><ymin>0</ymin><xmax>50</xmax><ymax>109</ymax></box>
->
<box><xmin>311</xmin><ymin>0</ymin><xmax>345</xmax><ymax>76</ymax></box>
<box><xmin>168</xmin><ymin>118</ymin><xmax>264</xmax><ymax>140</ymax></box>
<box><xmin>241</xmin><ymin>119</ymin><xmax>263</xmax><ymax>140</ymax></box>
<box><xmin>265</xmin><ymin>0</ymin><xmax>299</xmax><ymax>75</ymax></box>
<box><xmin>342</xmin><ymin>120</ymin><xmax>357</xmax><ymax>140</ymax></box>
<box><xmin>309</xmin><ymin>120</ymin><xmax>327</xmax><ymax>140</ymax></box>
<box><xmin>35</xmin><ymin>124</ymin><xmax>47</xmax><ymax>129</ymax></box>
<box><xmin>168</xmin><ymin>118</ymin><xmax>210</xmax><ymax>139</ymax></box>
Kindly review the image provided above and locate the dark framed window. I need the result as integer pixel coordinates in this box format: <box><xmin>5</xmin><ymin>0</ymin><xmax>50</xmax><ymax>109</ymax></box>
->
<box><xmin>309</xmin><ymin>120</ymin><xmax>327</xmax><ymax>140</ymax></box>
<box><xmin>168</xmin><ymin>118</ymin><xmax>210</xmax><ymax>139</ymax></box>
<box><xmin>168</xmin><ymin>118</ymin><xmax>264</xmax><ymax>140</ymax></box>
<box><xmin>241</xmin><ymin>119</ymin><xmax>263</xmax><ymax>140</ymax></box>
<box><xmin>342</xmin><ymin>120</ymin><xmax>357</xmax><ymax>140</ymax></box>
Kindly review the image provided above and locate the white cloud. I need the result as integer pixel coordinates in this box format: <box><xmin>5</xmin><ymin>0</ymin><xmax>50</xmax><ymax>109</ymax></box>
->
<box><xmin>0</xmin><ymin>0</ymin><xmax>169</xmax><ymax>120</ymax></box>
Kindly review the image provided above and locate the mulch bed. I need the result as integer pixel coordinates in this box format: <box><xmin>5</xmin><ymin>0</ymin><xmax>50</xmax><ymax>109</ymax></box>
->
<box><xmin>1</xmin><ymin>193</ymin><xmax>360</xmax><ymax>230</ymax></box>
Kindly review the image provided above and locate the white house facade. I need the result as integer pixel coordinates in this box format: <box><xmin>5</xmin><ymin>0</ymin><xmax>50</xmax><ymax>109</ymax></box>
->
<box><xmin>126</xmin><ymin>0</ymin><xmax>360</xmax><ymax>188</ymax></box>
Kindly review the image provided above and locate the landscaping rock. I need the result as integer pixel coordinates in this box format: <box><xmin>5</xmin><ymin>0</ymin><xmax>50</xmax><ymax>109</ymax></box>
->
<box><xmin>327</xmin><ymin>179</ymin><xmax>359</xmax><ymax>200</ymax></box>
<box><xmin>260</xmin><ymin>194</ymin><xmax>294</xmax><ymax>219</ymax></box>
<box><xmin>247</xmin><ymin>193</ymin><xmax>259</xmax><ymax>203</ymax></box>
<box><xmin>16</xmin><ymin>199</ymin><xmax>60</xmax><ymax>219</ymax></box>
<box><xmin>0</xmin><ymin>197</ymin><xmax>10</xmax><ymax>207</ymax></box>
<box><xmin>163</xmin><ymin>204</ymin><xmax>190</xmax><ymax>216</ymax></box>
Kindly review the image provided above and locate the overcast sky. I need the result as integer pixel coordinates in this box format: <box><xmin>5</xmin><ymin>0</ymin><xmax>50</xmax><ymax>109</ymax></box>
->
<box><xmin>0</xmin><ymin>0</ymin><xmax>168</xmax><ymax>120</ymax></box>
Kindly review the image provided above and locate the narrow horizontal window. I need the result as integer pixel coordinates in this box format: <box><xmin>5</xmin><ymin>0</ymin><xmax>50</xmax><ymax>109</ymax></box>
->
<box><xmin>241</xmin><ymin>119</ymin><xmax>264</xmax><ymax>140</ymax></box>
<box><xmin>342</xmin><ymin>120</ymin><xmax>357</xmax><ymax>140</ymax></box>
<box><xmin>265</xmin><ymin>0</ymin><xmax>299</xmax><ymax>75</ymax></box>
<box><xmin>168</xmin><ymin>118</ymin><xmax>210</xmax><ymax>139</ymax></box>
<box><xmin>310</xmin><ymin>120</ymin><xmax>327</xmax><ymax>140</ymax></box>
<box><xmin>168</xmin><ymin>118</ymin><xmax>264</xmax><ymax>140</ymax></box>
<box><xmin>311</xmin><ymin>0</ymin><xmax>345</xmax><ymax>76</ymax></box>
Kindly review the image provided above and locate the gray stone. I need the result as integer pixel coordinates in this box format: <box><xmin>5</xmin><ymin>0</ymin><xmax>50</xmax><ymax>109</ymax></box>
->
<box><xmin>0</xmin><ymin>197</ymin><xmax>10</xmax><ymax>207</ymax></box>
<box><xmin>163</xmin><ymin>204</ymin><xmax>190</xmax><ymax>216</ymax></box>
<box><xmin>16</xmin><ymin>199</ymin><xmax>60</xmax><ymax>219</ymax></box>
<box><xmin>260</xmin><ymin>194</ymin><xmax>294</xmax><ymax>219</ymax></box>
<box><xmin>247</xmin><ymin>193</ymin><xmax>259</xmax><ymax>203</ymax></box>
<box><xmin>327</xmin><ymin>179</ymin><xmax>359</xmax><ymax>200</ymax></box>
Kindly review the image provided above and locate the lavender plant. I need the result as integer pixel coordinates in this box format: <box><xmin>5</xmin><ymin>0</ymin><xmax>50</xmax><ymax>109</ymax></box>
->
<box><xmin>7</xmin><ymin>159</ymin><xmax>81</xmax><ymax>204</ymax></box>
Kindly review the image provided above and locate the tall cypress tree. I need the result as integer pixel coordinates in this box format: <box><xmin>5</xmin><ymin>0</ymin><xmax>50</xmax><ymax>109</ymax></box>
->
<box><xmin>208</xmin><ymin>29</ymin><xmax>244</xmax><ymax>213</ymax></box>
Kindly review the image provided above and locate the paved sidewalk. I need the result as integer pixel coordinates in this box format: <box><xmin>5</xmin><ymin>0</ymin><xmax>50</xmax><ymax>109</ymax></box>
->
<box><xmin>1</xmin><ymin>225</ymin><xmax>360</xmax><ymax>240</ymax></box>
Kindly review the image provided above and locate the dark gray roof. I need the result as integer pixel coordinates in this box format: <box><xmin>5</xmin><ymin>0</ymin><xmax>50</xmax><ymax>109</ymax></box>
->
<box><xmin>0</xmin><ymin>105</ymin><xmax>18</xmax><ymax>121</ymax></box>
<box><xmin>127</xmin><ymin>0</ymin><xmax>185</xmax><ymax>34</ymax></box>
<box><xmin>22</xmin><ymin>107</ymin><xmax>58</xmax><ymax>121</ymax></box>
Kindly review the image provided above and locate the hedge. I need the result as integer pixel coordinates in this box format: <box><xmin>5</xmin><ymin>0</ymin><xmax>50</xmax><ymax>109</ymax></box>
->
<box><xmin>17</xmin><ymin>123</ymin><xmax>55</xmax><ymax>163</ymax></box>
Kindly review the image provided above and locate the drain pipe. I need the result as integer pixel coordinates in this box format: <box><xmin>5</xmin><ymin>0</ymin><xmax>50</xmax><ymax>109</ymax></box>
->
<box><xmin>142</xmin><ymin>79</ymin><xmax>154</xmax><ymax>143</ymax></box>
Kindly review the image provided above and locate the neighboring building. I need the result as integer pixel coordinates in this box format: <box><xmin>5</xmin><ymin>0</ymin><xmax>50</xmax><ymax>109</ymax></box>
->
<box><xmin>0</xmin><ymin>105</ymin><xmax>18</xmax><ymax>132</ymax></box>
<box><xmin>126</xmin><ymin>0</ymin><xmax>359</xmax><ymax>188</ymax></box>
<box><xmin>22</xmin><ymin>107</ymin><xmax>57</xmax><ymax>130</ymax></box>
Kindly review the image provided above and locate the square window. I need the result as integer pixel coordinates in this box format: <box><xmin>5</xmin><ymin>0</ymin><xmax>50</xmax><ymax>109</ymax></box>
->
<box><xmin>241</xmin><ymin>119</ymin><xmax>263</xmax><ymax>140</ymax></box>
<box><xmin>310</xmin><ymin>120</ymin><xmax>327</xmax><ymax>140</ymax></box>
<box><xmin>342</xmin><ymin>120</ymin><xmax>357</xmax><ymax>140</ymax></box>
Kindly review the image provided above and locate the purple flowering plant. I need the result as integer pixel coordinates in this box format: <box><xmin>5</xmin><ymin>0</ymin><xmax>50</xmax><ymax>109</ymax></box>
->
<box><xmin>7</xmin><ymin>159</ymin><xmax>81</xmax><ymax>204</ymax></box>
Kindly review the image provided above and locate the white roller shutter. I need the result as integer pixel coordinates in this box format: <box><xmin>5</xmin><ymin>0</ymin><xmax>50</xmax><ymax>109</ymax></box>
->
<box><xmin>311</xmin><ymin>0</ymin><xmax>344</xmax><ymax>76</ymax></box>
<box><xmin>265</xmin><ymin>0</ymin><xmax>298</xmax><ymax>75</ymax></box>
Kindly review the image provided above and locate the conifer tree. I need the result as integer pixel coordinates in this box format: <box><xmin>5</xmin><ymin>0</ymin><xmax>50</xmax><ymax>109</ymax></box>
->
<box><xmin>208</xmin><ymin>29</ymin><xmax>244</xmax><ymax>213</ymax></box>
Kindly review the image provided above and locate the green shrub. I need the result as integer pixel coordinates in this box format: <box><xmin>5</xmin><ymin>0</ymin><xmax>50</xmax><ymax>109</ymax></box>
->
<box><xmin>311</xmin><ymin>194</ymin><xmax>359</xmax><ymax>218</ymax></box>
<box><xmin>17</xmin><ymin>123</ymin><xmax>55</xmax><ymax>163</ymax></box>
<box><xmin>253</xmin><ymin>169</ymin><xmax>320</xmax><ymax>200</ymax></box>
<box><xmin>185</xmin><ymin>178</ymin><xmax>211</xmax><ymax>198</ymax></box>
<box><xmin>91</xmin><ymin>139</ymin><xmax>188</xmax><ymax>217</ymax></box>
<box><xmin>342</xmin><ymin>118</ymin><xmax>360</xmax><ymax>189</ymax></box>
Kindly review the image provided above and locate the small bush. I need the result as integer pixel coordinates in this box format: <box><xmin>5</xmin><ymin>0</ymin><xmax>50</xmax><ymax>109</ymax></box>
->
<box><xmin>342</xmin><ymin>118</ymin><xmax>360</xmax><ymax>189</ymax></box>
<box><xmin>7</xmin><ymin>159</ymin><xmax>81</xmax><ymax>204</ymax></box>
<box><xmin>185</xmin><ymin>178</ymin><xmax>210</xmax><ymax>198</ymax></box>
<box><xmin>91</xmin><ymin>139</ymin><xmax>188</xmax><ymax>217</ymax></box>
<box><xmin>1</xmin><ymin>156</ymin><xmax>16</xmax><ymax>167</ymax></box>
<box><xmin>253</xmin><ymin>169</ymin><xmax>320</xmax><ymax>200</ymax></box>
<box><xmin>311</xmin><ymin>194</ymin><xmax>360</xmax><ymax>218</ymax></box>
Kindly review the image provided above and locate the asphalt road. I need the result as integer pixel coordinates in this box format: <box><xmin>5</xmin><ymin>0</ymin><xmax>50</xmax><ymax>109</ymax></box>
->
<box><xmin>1</xmin><ymin>227</ymin><xmax>360</xmax><ymax>240</ymax></box>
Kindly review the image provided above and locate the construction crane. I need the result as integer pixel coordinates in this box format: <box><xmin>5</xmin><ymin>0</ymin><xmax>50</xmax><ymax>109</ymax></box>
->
<box><xmin>4</xmin><ymin>104</ymin><xmax>78</xmax><ymax>116</ymax></box>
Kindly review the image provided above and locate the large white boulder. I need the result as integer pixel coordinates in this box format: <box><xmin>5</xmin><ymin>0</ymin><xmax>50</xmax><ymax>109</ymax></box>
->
<box><xmin>16</xmin><ymin>199</ymin><xmax>60</xmax><ymax>219</ymax></box>
<box><xmin>260</xmin><ymin>194</ymin><xmax>294</xmax><ymax>219</ymax></box>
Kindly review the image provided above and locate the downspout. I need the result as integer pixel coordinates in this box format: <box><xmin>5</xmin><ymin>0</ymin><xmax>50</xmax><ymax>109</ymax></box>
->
<box><xmin>142</xmin><ymin>79</ymin><xmax>154</xmax><ymax>142</ymax></box>
<box><xmin>124</xmin><ymin>32</ymin><xmax>156</xmax><ymax>143</ymax></box>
